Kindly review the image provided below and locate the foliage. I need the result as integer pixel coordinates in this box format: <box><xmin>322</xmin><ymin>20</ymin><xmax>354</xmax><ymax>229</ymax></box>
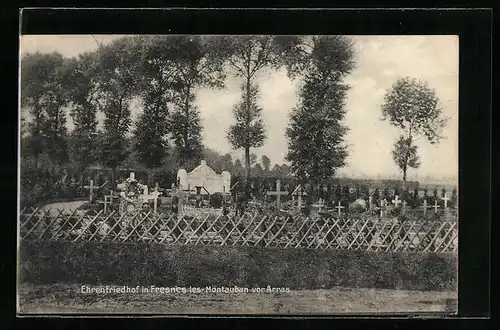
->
<box><xmin>21</xmin><ymin>241</ymin><xmax>457</xmax><ymax>291</ymax></box>
<box><xmin>286</xmin><ymin>36</ymin><xmax>355</xmax><ymax>182</ymax></box>
<box><xmin>227</xmin><ymin>83</ymin><xmax>267</xmax><ymax>171</ymax></box>
<box><xmin>224</xmin><ymin>35</ymin><xmax>304</xmax><ymax>178</ymax></box>
<box><xmin>132</xmin><ymin>36</ymin><xmax>178</xmax><ymax>168</ymax></box>
<box><xmin>168</xmin><ymin>36</ymin><xmax>229</xmax><ymax>169</ymax></box>
<box><xmin>146</xmin><ymin>167</ymin><xmax>176</xmax><ymax>188</ymax></box>
<box><xmin>170</xmin><ymin>93</ymin><xmax>204</xmax><ymax>170</ymax></box>
<box><xmin>64</xmin><ymin>52</ymin><xmax>100</xmax><ymax>170</ymax></box>
<box><xmin>392</xmin><ymin>135</ymin><xmax>421</xmax><ymax>174</ymax></box>
<box><xmin>92</xmin><ymin>37</ymin><xmax>142</xmax><ymax>182</ymax></box>
<box><xmin>382</xmin><ymin>77</ymin><xmax>447</xmax><ymax>187</ymax></box>
<box><xmin>21</xmin><ymin>52</ymin><xmax>69</xmax><ymax>166</ymax></box>
<box><xmin>261</xmin><ymin>155</ymin><xmax>271</xmax><ymax>172</ymax></box>
<box><xmin>209</xmin><ymin>193</ymin><xmax>224</xmax><ymax>208</ymax></box>
<box><xmin>20</xmin><ymin>165</ymin><xmax>87</xmax><ymax>207</ymax></box>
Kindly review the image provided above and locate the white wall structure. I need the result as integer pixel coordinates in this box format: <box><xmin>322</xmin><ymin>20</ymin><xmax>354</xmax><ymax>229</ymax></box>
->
<box><xmin>177</xmin><ymin>160</ymin><xmax>231</xmax><ymax>195</ymax></box>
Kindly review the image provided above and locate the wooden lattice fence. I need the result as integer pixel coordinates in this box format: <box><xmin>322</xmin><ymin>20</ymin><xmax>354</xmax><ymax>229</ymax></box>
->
<box><xmin>18</xmin><ymin>207</ymin><xmax>458</xmax><ymax>253</ymax></box>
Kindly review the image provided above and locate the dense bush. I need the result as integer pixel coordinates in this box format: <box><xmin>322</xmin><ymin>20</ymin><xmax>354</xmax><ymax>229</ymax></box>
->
<box><xmin>210</xmin><ymin>193</ymin><xmax>224</xmax><ymax>208</ymax></box>
<box><xmin>20</xmin><ymin>241</ymin><xmax>457</xmax><ymax>291</ymax></box>
<box><xmin>20</xmin><ymin>166</ymin><xmax>88</xmax><ymax>207</ymax></box>
<box><xmin>146</xmin><ymin>168</ymin><xmax>176</xmax><ymax>189</ymax></box>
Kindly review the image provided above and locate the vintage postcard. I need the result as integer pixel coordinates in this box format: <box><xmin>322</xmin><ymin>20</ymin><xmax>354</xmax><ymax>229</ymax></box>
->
<box><xmin>17</xmin><ymin>34</ymin><xmax>458</xmax><ymax>315</ymax></box>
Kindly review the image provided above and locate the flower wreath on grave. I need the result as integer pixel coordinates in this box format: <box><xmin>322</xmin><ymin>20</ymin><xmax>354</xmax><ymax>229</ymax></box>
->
<box><xmin>388</xmin><ymin>205</ymin><xmax>401</xmax><ymax>217</ymax></box>
<box><xmin>118</xmin><ymin>176</ymin><xmax>144</xmax><ymax>203</ymax></box>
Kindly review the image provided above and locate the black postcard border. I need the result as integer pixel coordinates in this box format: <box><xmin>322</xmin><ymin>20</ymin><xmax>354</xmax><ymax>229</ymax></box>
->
<box><xmin>5</xmin><ymin>7</ymin><xmax>492</xmax><ymax>327</ymax></box>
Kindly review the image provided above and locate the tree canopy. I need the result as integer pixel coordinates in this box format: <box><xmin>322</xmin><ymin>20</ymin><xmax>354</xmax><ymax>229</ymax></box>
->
<box><xmin>286</xmin><ymin>36</ymin><xmax>355</xmax><ymax>183</ymax></box>
<box><xmin>381</xmin><ymin>77</ymin><xmax>447</xmax><ymax>188</ymax></box>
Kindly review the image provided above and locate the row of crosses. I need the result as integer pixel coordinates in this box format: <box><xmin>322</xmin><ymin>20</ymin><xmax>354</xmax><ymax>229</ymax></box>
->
<box><xmin>89</xmin><ymin>175</ymin><xmax>453</xmax><ymax>217</ymax></box>
<box><xmin>92</xmin><ymin>173</ymin><xmax>167</xmax><ymax>214</ymax></box>
<box><xmin>265</xmin><ymin>179</ymin><xmax>452</xmax><ymax>216</ymax></box>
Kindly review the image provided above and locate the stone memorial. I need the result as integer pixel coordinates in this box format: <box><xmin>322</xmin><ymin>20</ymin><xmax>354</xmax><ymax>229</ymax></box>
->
<box><xmin>177</xmin><ymin>160</ymin><xmax>231</xmax><ymax>195</ymax></box>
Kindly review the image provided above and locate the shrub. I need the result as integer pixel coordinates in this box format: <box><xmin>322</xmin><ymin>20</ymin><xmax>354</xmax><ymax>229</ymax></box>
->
<box><xmin>210</xmin><ymin>193</ymin><xmax>223</xmax><ymax>208</ymax></box>
<box><xmin>20</xmin><ymin>241</ymin><xmax>457</xmax><ymax>291</ymax></box>
<box><xmin>146</xmin><ymin>168</ymin><xmax>175</xmax><ymax>189</ymax></box>
<box><xmin>20</xmin><ymin>166</ymin><xmax>88</xmax><ymax>208</ymax></box>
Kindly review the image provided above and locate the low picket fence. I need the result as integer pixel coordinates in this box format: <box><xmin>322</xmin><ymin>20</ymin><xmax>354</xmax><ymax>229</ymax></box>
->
<box><xmin>18</xmin><ymin>207</ymin><xmax>458</xmax><ymax>253</ymax></box>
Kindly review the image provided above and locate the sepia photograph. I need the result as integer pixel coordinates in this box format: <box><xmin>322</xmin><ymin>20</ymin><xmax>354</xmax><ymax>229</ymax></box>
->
<box><xmin>17</xmin><ymin>34</ymin><xmax>458</xmax><ymax>315</ymax></box>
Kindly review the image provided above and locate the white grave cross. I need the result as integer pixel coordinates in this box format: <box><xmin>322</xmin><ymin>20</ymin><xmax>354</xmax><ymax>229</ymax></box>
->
<box><xmin>392</xmin><ymin>195</ymin><xmax>402</xmax><ymax>207</ymax></box>
<box><xmin>401</xmin><ymin>200</ymin><xmax>407</xmax><ymax>214</ymax></box>
<box><xmin>175</xmin><ymin>186</ymin><xmax>185</xmax><ymax>215</ymax></box>
<box><xmin>84</xmin><ymin>179</ymin><xmax>108</xmax><ymax>202</ymax></box>
<box><xmin>422</xmin><ymin>199</ymin><xmax>433</xmax><ymax>215</ymax></box>
<box><xmin>266</xmin><ymin>179</ymin><xmax>288</xmax><ymax>209</ymax></box>
<box><xmin>433</xmin><ymin>199</ymin><xmax>440</xmax><ymax>214</ymax></box>
<box><xmin>313</xmin><ymin>198</ymin><xmax>325</xmax><ymax>211</ymax></box>
<box><xmin>381</xmin><ymin>199</ymin><xmax>388</xmax><ymax>217</ymax></box>
<box><xmin>335</xmin><ymin>201</ymin><xmax>345</xmax><ymax>216</ymax></box>
<box><xmin>441</xmin><ymin>193</ymin><xmax>450</xmax><ymax>208</ymax></box>
<box><xmin>291</xmin><ymin>184</ymin><xmax>307</xmax><ymax>208</ymax></box>
<box><xmin>99</xmin><ymin>194</ymin><xmax>116</xmax><ymax>213</ymax></box>
<box><xmin>84</xmin><ymin>179</ymin><xmax>96</xmax><ymax>202</ymax></box>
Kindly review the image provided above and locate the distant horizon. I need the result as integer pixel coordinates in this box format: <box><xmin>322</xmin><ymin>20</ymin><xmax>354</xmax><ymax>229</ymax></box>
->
<box><xmin>86</xmin><ymin>162</ymin><xmax>458</xmax><ymax>186</ymax></box>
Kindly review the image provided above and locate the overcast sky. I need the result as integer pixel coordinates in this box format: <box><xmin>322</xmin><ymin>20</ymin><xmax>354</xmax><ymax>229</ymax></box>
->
<box><xmin>20</xmin><ymin>35</ymin><xmax>458</xmax><ymax>180</ymax></box>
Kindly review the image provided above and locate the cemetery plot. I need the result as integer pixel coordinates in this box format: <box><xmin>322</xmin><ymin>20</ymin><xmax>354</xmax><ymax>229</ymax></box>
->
<box><xmin>19</xmin><ymin>207</ymin><xmax>458</xmax><ymax>253</ymax></box>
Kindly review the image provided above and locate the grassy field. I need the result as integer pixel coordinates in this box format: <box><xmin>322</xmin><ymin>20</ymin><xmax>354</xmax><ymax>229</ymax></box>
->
<box><xmin>18</xmin><ymin>283</ymin><xmax>457</xmax><ymax>315</ymax></box>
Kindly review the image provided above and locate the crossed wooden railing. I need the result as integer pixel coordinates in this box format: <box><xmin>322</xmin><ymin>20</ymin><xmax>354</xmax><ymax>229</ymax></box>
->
<box><xmin>18</xmin><ymin>207</ymin><xmax>458</xmax><ymax>253</ymax></box>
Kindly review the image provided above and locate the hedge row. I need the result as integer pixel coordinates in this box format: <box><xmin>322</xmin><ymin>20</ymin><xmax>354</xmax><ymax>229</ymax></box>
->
<box><xmin>19</xmin><ymin>241</ymin><xmax>457</xmax><ymax>292</ymax></box>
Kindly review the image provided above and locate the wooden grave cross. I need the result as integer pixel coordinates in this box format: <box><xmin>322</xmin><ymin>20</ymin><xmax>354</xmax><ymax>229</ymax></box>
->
<box><xmin>150</xmin><ymin>183</ymin><xmax>164</xmax><ymax>215</ymax></box>
<box><xmin>291</xmin><ymin>184</ymin><xmax>307</xmax><ymax>209</ymax></box>
<box><xmin>84</xmin><ymin>179</ymin><xmax>108</xmax><ymax>202</ymax></box>
<box><xmin>401</xmin><ymin>200</ymin><xmax>407</xmax><ymax>214</ymax></box>
<box><xmin>422</xmin><ymin>199</ymin><xmax>433</xmax><ymax>216</ymax></box>
<box><xmin>314</xmin><ymin>198</ymin><xmax>325</xmax><ymax>212</ymax></box>
<box><xmin>441</xmin><ymin>193</ymin><xmax>450</xmax><ymax>209</ymax></box>
<box><xmin>433</xmin><ymin>199</ymin><xmax>440</xmax><ymax>214</ymax></box>
<box><xmin>335</xmin><ymin>200</ymin><xmax>345</xmax><ymax>216</ymax></box>
<box><xmin>381</xmin><ymin>199</ymin><xmax>388</xmax><ymax>217</ymax></box>
<box><xmin>391</xmin><ymin>195</ymin><xmax>402</xmax><ymax>207</ymax></box>
<box><xmin>266</xmin><ymin>179</ymin><xmax>288</xmax><ymax>209</ymax></box>
<box><xmin>99</xmin><ymin>194</ymin><xmax>116</xmax><ymax>213</ymax></box>
<box><xmin>175</xmin><ymin>185</ymin><xmax>186</xmax><ymax>215</ymax></box>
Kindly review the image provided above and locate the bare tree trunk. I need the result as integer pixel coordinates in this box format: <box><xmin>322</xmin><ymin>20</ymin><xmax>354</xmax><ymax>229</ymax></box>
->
<box><xmin>245</xmin><ymin>77</ymin><xmax>251</xmax><ymax>180</ymax></box>
<box><xmin>402</xmin><ymin>166</ymin><xmax>407</xmax><ymax>191</ymax></box>
<box><xmin>244</xmin><ymin>75</ymin><xmax>251</xmax><ymax>197</ymax></box>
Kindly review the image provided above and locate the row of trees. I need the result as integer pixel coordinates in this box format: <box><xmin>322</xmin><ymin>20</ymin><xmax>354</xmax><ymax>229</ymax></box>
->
<box><xmin>21</xmin><ymin>36</ymin><xmax>227</xmax><ymax>185</ymax></box>
<box><xmin>21</xmin><ymin>35</ymin><xmax>448</xmax><ymax>203</ymax></box>
<box><xmin>21</xmin><ymin>35</ymin><xmax>357</xmax><ymax>190</ymax></box>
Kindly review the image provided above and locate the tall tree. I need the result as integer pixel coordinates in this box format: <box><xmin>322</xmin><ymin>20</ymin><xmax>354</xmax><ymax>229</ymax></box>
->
<box><xmin>227</xmin><ymin>82</ymin><xmax>266</xmax><ymax>176</ymax></box>
<box><xmin>170</xmin><ymin>93</ymin><xmax>204</xmax><ymax>170</ymax></box>
<box><xmin>169</xmin><ymin>36</ymin><xmax>228</xmax><ymax>169</ymax></box>
<box><xmin>93</xmin><ymin>37</ymin><xmax>141</xmax><ymax>186</ymax></box>
<box><xmin>63</xmin><ymin>52</ymin><xmax>100</xmax><ymax>172</ymax></box>
<box><xmin>20</xmin><ymin>52</ymin><xmax>68</xmax><ymax>167</ymax></box>
<box><xmin>224</xmin><ymin>36</ymin><xmax>305</xmax><ymax>181</ymax></box>
<box><xmin>133</xmin><ymin>36</ymin><xmax>177</xmax><ymax>168</ymax></box>
<box><xmin>286</xmin><ymin>36</ymin><xmax>355</xmax><ymax>183</ymax></box>
<box><xmin>381</xmin><ymin>77</ymin><xmax>447</xmax><ymax>189</ymax></box>
<box><xmin>261</xmin><ymin>155</ymin><xmax>271</xmax><ymax>172</ymax></box>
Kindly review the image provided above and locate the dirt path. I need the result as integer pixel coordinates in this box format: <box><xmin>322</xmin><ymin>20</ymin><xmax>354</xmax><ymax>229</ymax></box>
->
<box><xmin>38</xmin><ymin>201</ymin><xmax>88</xmax><ymax>216</ymax></box>
<box><xmin>18</xmin><ymin>284</ymin><xmax>457</xmax><ymax>315</ymax></box>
